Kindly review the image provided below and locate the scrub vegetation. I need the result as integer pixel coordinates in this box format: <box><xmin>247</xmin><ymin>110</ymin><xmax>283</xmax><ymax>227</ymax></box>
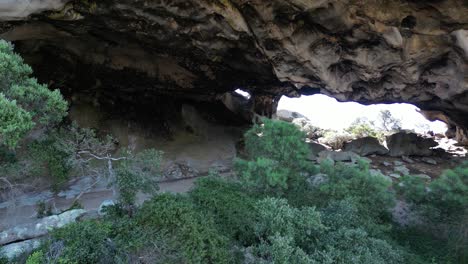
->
<box><xmin>1</xmin><ymin>40</ymin><xmax>466</xmax><ymax>264</ymax></box>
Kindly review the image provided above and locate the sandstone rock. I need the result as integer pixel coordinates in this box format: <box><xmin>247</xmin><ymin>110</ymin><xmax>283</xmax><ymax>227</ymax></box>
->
<box><xmin>1</xmin><ymin>0</ymin><xmax>468</xmax><ymax>145</ymax></box>
<box><xmin>414</xmin><ymin>174</ymin><xmax>431</xmax><ymax>180</ymax></box>
<box><xmin>0</xmin><ymin>209</ymin><xmax>86</xmax><ymax>246</ymax></box>
<box><xmin>382</xmin><ymin>161</ymin><xmax>392</xmax><ymax>167</ymax></box>
<box><xmin>163</xmin><ymin>162</ymin><xmax>199</xmax><ymax>180</ymax></box>
<box><xmin>386</xmin><ymin>132</ymin><xmax>438</xmax><ymax>157</ymax></box>
<box><xmin>317</xmin><ymin>150</ymin><xmax>361</xmax><ymax>164</ymax></box>
<box><xmin>389</xmin><ymin>173</ymin><xmax>401</xmax><ymax>179</ymax></box>
<box><xmin>394</xmin><ymin>165</ymin><xmax>410</xmax><ymax>176</ymax></box>
<box><xmin>276</xmin><ymin>109</ymin><xmax>307</xmax><ymax>122</ymax></box>
<box><xmin>401</xmin><ymin>156</ymin><xmax>415</xmax><ymax>164</ymax></box>
<box><xmin>369</xmin><ymin>169</ymin><xmax>391</xmax><ymax>182</ymax></box>
<box><xmin>307</xmin><ymin>173</ymin><xmax>328</xmax><ymax>187</ymax></box>
<box><xmin>421</xmin><ymin>157</ymin><xmax>437</xmax><ymax>165</ymax></box>
<box><xmin>343</xmin><ymin>137</ymin><xmax>388</xmax><ymax>156</ymax></box>
<box><xmin>0</xmin><ymin>238</ymin><xmax>42</xmax><ymax>260</ymax></box>
<box><xmin>307</xmin><ymin>142</ymin><xmax>328</xmax><ymax>160</ymax></box>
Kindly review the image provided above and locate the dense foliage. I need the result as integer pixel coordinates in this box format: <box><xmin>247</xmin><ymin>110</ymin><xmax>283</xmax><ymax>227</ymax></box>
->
<box><xmin>0</xmin><ymin>47</ymin><xmax>464</xmax><ymax>263</ymax></box>
<box><xmin>0</xmin><ymin>40</ymin><xmax>67</xmax><ymax>148</ymax></box>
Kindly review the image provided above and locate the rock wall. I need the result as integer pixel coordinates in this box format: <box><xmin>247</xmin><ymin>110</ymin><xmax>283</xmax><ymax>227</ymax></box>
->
<box><xmin>0</xmin><ymin>0</ymin><xmax>467</xmax><ymax>143</ymax></box>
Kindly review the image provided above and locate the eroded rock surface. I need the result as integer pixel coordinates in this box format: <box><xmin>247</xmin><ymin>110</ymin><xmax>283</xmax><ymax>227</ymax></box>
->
<box><xmin>0</xmin><ymin>0</ymin><xmax>467</xmax><ymax>143</ymax></box>
<box><xmin>343</xmin><ymin>137</ymin><xmax>388</xmax><ymax>156</ymax></box>
<box><xmin>386</xmin><ymin>132</ymin><xmax>438</xmax><ymax>157</ymax></box>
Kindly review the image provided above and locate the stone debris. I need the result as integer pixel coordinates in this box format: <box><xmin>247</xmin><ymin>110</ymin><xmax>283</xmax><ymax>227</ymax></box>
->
<box><xmin>394</xmin><ymin>165</ymin><xmax>410</xmax><ymax>176</ymax></box>
<box><xmin>421</xmin><ymin>157</ymin><xmax>437</xmax><ymax>165</ymax></box>
<box><xmin>401</xmin><ymin>156</ymin><xmax>415</xmax><ymax>164</ymax></box>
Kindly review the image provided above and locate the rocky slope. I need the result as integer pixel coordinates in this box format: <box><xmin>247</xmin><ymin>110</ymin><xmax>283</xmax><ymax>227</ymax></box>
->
<box><xmin>0</xmin><ymin>0</ymin><xmax>467</xmax><ymax>143</ymax></box>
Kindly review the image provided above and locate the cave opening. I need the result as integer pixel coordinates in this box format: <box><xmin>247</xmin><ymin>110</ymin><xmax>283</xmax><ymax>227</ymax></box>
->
<box><xmin>278</xmin><ymin>94</ymin><xmax>447</xmax><ymax>133</ymax></box>
<box><xmin>277</xmin><ymin>94</ymin><xmax>466</xmax><ymax>157</ymax></box>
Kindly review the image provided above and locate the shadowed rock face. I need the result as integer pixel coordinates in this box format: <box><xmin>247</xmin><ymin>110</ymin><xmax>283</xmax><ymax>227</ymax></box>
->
<box><xmin>0</xmin><ymin>0</ymin><xmax>467</xmax><ymax>143</ymax></box>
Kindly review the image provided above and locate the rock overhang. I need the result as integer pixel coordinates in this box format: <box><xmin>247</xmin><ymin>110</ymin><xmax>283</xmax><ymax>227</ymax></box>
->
<box><xmin>0</xmin><ymin>0</ymin><xmax>467</xmax><ymax>143</ymax></box>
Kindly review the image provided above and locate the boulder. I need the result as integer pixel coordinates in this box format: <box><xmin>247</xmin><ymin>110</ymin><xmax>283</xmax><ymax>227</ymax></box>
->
<box><xmin>317</xmin><ymin>150</ymin><xmax>361</xmax><ymax>164</ymax></box>
<box><xmin>421</xmin><ymin>157</ymin><xmax>437</xmax><ymax>165</ymax></box>
<box><xmin>394</xmin><ymin>165</ymin><xmax>410</xmax><ymax>176</ymax></box>
<box><xmin>386</xmin><ymin>132</ymin><xmax>438</xmax><ymax>157</ymax></box>
<box><xmin>0</xmin><ymin>238</ymin><xmax>42</xmax><ymax>260</ymax></box>
<box><xmin>343</xmin><ymin>137</ymin><xmax>388</xmax><ymax>156</ymax></box>
<box><xmin>414</xmin><ymin>174</ymin><xmax>431</xmax><ymax>180</ymax></box>
<box><xmin>0</xmin><ymin>209</ymin><xmax>86</xmax><ymax>246</ymax></box>
<box><xmin>276</xmin><ymin>109</ymin><xmax>307</xmax><ymax>122</ymax></box>
<box><xmin>307</xmin><ymin>142</ymin><xmax>328</xmax><ymax>161</ymax></box>
<box><xmin>163</xmin><ymin>162</ymin><xmax>199</xmax><ymax>180</ymax></box>
<box><xmin>401</xmin><ymin>156</ymin><xmax>415</xmax><ymax>164</ymax></box>
<box><xmin>306</xmin><ymin>173</ymin><xmax>328</xmax><ymax>187</ymax></box>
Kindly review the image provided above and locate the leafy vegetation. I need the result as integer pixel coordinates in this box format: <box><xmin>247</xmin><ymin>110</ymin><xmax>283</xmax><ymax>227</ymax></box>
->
<box><xmin>345</xmin><ymin>117</ymin><xmax>385</xmax><ymax>142</ymax></box>
<box><xmin>235</xmin><ymin>119</ymin><xmax>315</xmax><ymax>193</ymax></box>
<box><xmin>0</xmin><ymin>44</ymin><xmax>465</xmax><ymax>263</ymax></box>
<box><xmin>0</xmin><ymin>40</ymin><xmax>67</xmax><ymax>148</ymax></box>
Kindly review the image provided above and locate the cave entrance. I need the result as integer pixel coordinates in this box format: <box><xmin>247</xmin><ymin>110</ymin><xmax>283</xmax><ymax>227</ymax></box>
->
<box><xmin>278</xmin><ymin>94</ymin><xmax>447</xmax><ymax>134</ymax></box>
<box><xmin>276</xmin><ymin>94</ymin><xmax>467</xmax><ymax>158</ymax></box>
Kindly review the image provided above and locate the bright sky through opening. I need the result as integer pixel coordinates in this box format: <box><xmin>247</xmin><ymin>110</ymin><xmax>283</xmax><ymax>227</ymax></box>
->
<box><xmin>278</xmin><ymin>94</ymin><xmax>447</xmax><ymax>134</ymax></box>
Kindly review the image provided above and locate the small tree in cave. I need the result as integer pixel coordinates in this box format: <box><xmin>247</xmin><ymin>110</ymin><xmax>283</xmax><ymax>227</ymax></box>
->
<box><xmin>41</xmin><ymin>123</ymin><xmax>162</xmax><ymax>210</ymax></box>
<box><xmin>235</xmin><ymin>119</ymin><xmax>314</xmax><ymax>193</ymax></box>
<box><xmin>0</xmin><ymin>40</ymin><xmax>68</xmax><ymax>148</ymax></box>
<box><xmin>345</xmin><ymin>117</ymin><xmax>384</xmax><ymax>141</ymax></box>
<box><xmin>378</xmin><ymin>110</ymin><xmax>402</xmax><ymax>132</ymax></box>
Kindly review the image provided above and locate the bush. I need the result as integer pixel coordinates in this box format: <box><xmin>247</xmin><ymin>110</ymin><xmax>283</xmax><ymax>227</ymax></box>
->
<box><xmin>254</xmin><ymin>197</ymin><xmax>324</xmax><ymax>250</ymax></box>
<box><xmin>311</xmin><ymin>227</ymin><xmax>406</xmax><ymax>264</ymax></box>
<box><xmin>291</xmin><ymin>118</ymin><xmax>326</xmax><ymax>140</ymax></box>
<box><xmin>319</xmin><ymin>131</ymin><xmax>354</xmax><ymax>150</ymax></box>
<box><xmin>345</xmin><ymin>117</ymin><xmax>384</xmax><ymax>142</ymax></box>
<box><xmin>313</xmin><ymin>160</ymin><xmax>395</xmax><ymax>221</ymax></box>
<box><xmin>397</xmin><ymin>163</ymin><xmax>468</xmax><ymax>262</ymax></box>
<box><xmin>0</xmin><ymin>40</ymin><xmax>67</xmax><ymax>148</ymax></box>
<box><xmin>190</xmin><ymin>176</ymin><xmax>258</xmax><ymax>244</ymax></box>
<box><xmin>50</xmin><ymin>220</ymin><xmax>118</xmax><ymax>263</ymax></box>
<box><xmin>236</xmin><ymin>119</ymin><xmax>314</xmax><ymax>192</ymax></box>
<box><xmin>25</xmin><ymin>250</ymin><xmax>44</xmax><ymax>264</ymax></box>
<box><xmin>136</xmin><ymin>193</ymin><xmax>233</xmax><ymax>264</ymax></box>
<box><xmin>29</xmin><ymin>139</ymin><xmax>72</xmax><ymax>188</ymax></box>
<box><xmin>115</xmin><ymin>148</ymin><xmax>162</xmax><ymax>207</ymax></box>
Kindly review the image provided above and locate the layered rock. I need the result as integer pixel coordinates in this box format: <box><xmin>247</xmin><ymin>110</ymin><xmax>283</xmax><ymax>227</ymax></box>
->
<box><xmin>386</xmin><ymin>132</ymin><xmax>438</xmax><ymax>157</ymax></box>
<box><xmin>343</xmin><ymin>137</ymin><xmax>388</xmax><ymax>156</ymax></box>
<box><xmin>0</xmin><ymin>0</ymin><xmax>467</xmax><ymax>143</ymax></box>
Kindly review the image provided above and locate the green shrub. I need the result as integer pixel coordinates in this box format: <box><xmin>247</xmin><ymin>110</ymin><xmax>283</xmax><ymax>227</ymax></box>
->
<box><xmin>115</xmin><ymin>148</ymin><xmax>162</xmax><ymax>207</ymax></box>
<box><xmin>190</xmin><ymin>177</ymin><xmax>258</xmax><ymax>244</ymax></box>
<box><xmin>311</xmin><ymin>227</ymin><xmax>406</xmax><ymax>264</ymax></box>
<box><xmin>25</xmin><ymin>250</ymin><xmax>44</xmax><ymax>264</ymax></box>
<box><xmin>254</xmin><ymin>234</ymin><xmax>312</xmax><ymax>264</ymax></box>
<box><xmin>313</xmin><ymin>160</ymin><xmax>395</xmax><ymax>220</ymax></box>
<box><xmin>137</xmin><ymin>193</ymin><xmax>233</xmax><ymax>264</ymax></box>
<box><xmin>0</xmin><ymin>40</ymin><xmax>67</xmax><ymax>148</ymax></box>
<box><xmin>345</xmin><ymin>117</ymin><xmax>384</xmax><ymax>142</ymax></box>
<box><xmin>397</xmin><ymin>163</ymin><xmax>468</xmax><ymax>262</ymax></box>
<box><xmin>0</xmin><ymin>94</ymin><xmax>34</xmax><ymax>148</ymax></box>
<box><xmin>51</xmin><ymin>220</ymin><xmax>117</xmax><ymax>263</ymax></box>
<box><xmin>236</xmin><ymin>119</ymin><xmax>315</xmax><ymax>192</ymax></box>
<box><xmin>29</xmin><ymin>139</ymin><xmax>71</xmax><ymax>188</ymax></box>
<box><xmin>254</xmin><ymin>198</ymin><xmax>324</xmax><ymax>251</ymax></box>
